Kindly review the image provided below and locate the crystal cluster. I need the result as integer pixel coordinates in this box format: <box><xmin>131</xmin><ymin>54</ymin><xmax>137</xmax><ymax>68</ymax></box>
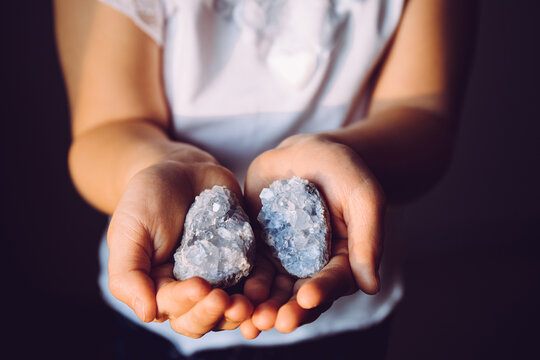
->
<box><xmin>173</xmin><ymin>186</ymin><xmax>255</xmax><ymax>288</ymax></box>
<box><xmin>258</xmin><ymin>176</ymin><xmax>331</xmax><ymax>278</ymax></box>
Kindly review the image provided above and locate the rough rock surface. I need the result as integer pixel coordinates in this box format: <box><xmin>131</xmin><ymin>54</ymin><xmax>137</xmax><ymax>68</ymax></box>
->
<box><xmin>173</xmin><ymin>186</ymin><xmax>255</xmax><ymax>288</ymax></box>
<box><xmin>258</xmin><ymin>176</ymin><xmax>331</xmax><ymax>278</ymax></box>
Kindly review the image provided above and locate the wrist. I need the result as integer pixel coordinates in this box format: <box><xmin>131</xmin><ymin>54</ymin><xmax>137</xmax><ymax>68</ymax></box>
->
<box><xmin>116</xmin><ymin>133</ymin><xmax>214</xmax><ymax>192</ymax></box>
<box><xmin>276</xmin><ymin>132</ymin><xmax>336</xmax><ymax>150</ymax></box>
<box><xmin>253</xmin><ymin>132</ymin><xmax>365</xmax><ymax>185</ymax></box>
<box><xmin>159</xmin><ymin>143</ymin><xmax>219</xmax><ymax>168</ymax></box>
<box><xmin>69</xmin><ymin>119</ymin><xmax>221</xmax><ymax>213</ymax></box>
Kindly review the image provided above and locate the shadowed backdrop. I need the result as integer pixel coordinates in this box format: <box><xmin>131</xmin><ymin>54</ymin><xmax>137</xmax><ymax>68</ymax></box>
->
<box><xmin>2</xmin><ymin>1</ymin><xmax>538</xmax><ymax>359</ymax></box>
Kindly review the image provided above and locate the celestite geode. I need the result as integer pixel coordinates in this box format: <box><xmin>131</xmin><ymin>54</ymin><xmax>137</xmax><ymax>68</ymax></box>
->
<box><xmin>258</xmin><ymin>176</ymin><xmax>331</xmax><ymax>278</ymax></box>
<box><xmin>173</xmin><ymin>186</ymin><xmax>255</xmax><ymax>288</ymax></box>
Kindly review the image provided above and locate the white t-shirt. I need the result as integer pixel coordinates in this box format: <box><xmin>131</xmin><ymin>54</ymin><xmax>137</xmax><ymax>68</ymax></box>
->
<box><xmin>98</xmin><ymin>0</ymin><xmax>405</xmax><ymax>356</ymax></box>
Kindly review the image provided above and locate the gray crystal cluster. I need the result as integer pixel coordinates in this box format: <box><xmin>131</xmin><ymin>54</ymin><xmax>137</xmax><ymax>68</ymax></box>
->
<box><xmin>173</xmin><ymin>186</ymin><xmax>255</xmax><ymax>288</ymax></box>
<box><xmin>258</xmin><ymin>176</ymin><xmax>331</xmax><ymax>278</ymax></box>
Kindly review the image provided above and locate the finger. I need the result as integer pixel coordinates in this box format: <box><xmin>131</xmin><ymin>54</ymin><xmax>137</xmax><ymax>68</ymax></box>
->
<box><xmin>213</xmin><ymin>319</ymin><xmax>240</xmax><ymax>331</ymax></box>
<box><xmin>153</xmin><ymin>266</ymin><xmax>211</xmax><ymax>321</ymax></box>
<box><xmin>274</xmin><ymin>297</ymin><xmax>331</xmax><ymax>333</ymax></box>
<box><xmin>169</xmin><ymin>288</ymin><xmax>230</xmax><ymax>338</ymax></box>
<box><xmin>224</xmin><ymin>294</ymin><xmax>254</xmax><ymax>323</ymax></box>
<box><xmin>292</xmin><ymin>277</ymin><xmax>309</xmax><ymax>294</ymax></box>
<box><xmin>344</xmin><ymin>184</ymin><xmax>385</xmax><ymax>295</ymax></box>
<box><xmin>106</xmin><ymin>166</ymin><xmax>198</xmax><ymax>323</ymax></box>
<box><xmin>240</xmin><ymin>319</ymin><xmax>261</xmax><ymax>340</ymax></box>
<box><xmin>251</xmin><ymin>274</ymin><xmax>293</xmax><ymax>331</ymax></box>
<box><xmin>244</xmin><ymin>255</ymin><xmax>276</xmax><ymax>304</ymax></box>
<box><xmin>107</xmin><ymin>214</ymin><xmax>157</xmax><ymax>323</ymax></box>
<box><xmin>213</xmin><ymin>294</ymin><xmax>254</xmax><ymax>330</ymax></box>
<box><xmin>296</xmin><ymin>252</ymin><xmax>356</xmax><ymax>310</ymax></box>
<box><xmin>275</xmin><ymin>298</ymin><xmax>306</xmax><ymax>333</ymax></box>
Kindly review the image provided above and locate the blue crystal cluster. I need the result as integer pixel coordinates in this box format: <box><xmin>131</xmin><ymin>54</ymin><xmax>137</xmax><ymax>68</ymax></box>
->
<box><xmin>258</xmin><ymin>176</ymin><xmax>331</xmax><ymax>278</ymax></box>
<box><xmin>173</xmin><ymin>186</ymin><xmax>255</xmax><ymax>288</ymax></box>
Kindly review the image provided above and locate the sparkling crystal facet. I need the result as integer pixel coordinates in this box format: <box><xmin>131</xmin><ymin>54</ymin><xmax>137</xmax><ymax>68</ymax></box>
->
<box><xmin>173</xmin><ymin>186</ymin><xmax>255</xmax><ymax>288</ymax></box>
<box><xmin>258</xmin><ymin>176</ymin><xmax>331</xmax><ymax>278</ymax></box>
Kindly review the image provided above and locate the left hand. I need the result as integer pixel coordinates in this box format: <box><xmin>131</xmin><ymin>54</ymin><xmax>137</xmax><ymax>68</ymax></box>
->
<box><xmin>239</xmin><ymin>134</ymin><xmax>386</xmax><ymax>339</ymax></box>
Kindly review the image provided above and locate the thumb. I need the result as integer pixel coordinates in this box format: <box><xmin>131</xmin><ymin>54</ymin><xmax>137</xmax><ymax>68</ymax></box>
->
<box><xmin>107</xmin><ymin>213</ymin><xmax>157</xmax><ymax>322</ymax></box>
<box><xmin>345</xmin><ymin>185</ymin><xmax>385</xmax><ymax>295</ymax></box>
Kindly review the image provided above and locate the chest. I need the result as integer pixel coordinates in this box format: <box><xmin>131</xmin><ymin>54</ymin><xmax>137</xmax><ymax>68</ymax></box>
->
<box><xmin>162</xmin><ymin>0</ymin><xmax>402</xmax><ymax>118</ymax></box>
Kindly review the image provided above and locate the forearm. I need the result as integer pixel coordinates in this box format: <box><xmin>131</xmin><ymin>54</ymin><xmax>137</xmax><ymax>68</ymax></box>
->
<box><xmin>321</xmin><ymin>0</ymin><xmax>475</xmax><ymax>204</ymax></box>
<box><xmin>324</xmin><ymin>104</ymin><xmax>456</xmax><ymax>203</ymax></box>
<box><xmin>68</xmin><ymin>119</ymin><xmax>214</xmax><ymax>214</ymax></box>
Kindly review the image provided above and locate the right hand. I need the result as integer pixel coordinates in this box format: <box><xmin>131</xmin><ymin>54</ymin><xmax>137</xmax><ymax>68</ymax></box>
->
<box><xmin>239</xmin><ymin>134</ymin><xmax>385</xmax><ymax>338</ymax></box>
<box><xmin>107</xmin><ymin>149</ymin><xmax>253</xmax><ymax>338</ymax></box>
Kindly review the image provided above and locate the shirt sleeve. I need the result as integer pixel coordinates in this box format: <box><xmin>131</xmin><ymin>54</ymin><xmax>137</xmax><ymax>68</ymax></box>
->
<box><xmin>98</xmin><ymin>0</ymin><xmax>168</xmax><ymax>46</ymax></box>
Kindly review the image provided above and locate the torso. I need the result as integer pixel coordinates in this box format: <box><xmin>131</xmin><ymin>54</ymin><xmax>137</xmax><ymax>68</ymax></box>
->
<box><xmin>98</xmin><ymin>0</ymin><xmax>406</xmax><ymax>355</ymax></box>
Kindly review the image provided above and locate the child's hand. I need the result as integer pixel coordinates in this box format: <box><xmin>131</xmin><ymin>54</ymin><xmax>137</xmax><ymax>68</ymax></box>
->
<box><xmin>107</xmin><ymin>154</ymin><xmax>253</xmax><ymax>338</ymax></box>
<box><xmin>239</xmin><ymin>134</ymin><xmax>385</xmax><ymax>338</ymax></box>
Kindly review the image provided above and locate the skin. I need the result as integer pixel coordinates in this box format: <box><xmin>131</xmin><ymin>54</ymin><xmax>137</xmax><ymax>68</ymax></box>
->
<box><xmin>54</xmin><ymin>0</ymin><xmax>476</xmax><ymax>339</ymax></box>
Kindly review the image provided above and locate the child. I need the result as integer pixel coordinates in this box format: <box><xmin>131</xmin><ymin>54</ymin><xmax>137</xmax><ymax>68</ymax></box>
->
<box><xmin>55</xmin><ymin>0</ymin><xmax>476</xmax><ymax>358</ymax></box>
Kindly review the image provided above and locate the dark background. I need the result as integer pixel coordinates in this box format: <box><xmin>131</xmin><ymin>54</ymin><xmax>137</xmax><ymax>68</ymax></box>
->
<box><xmin>2</xmin><ymin>1</ymin><xmax>539</xmax><ymax>359</ymax></box>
